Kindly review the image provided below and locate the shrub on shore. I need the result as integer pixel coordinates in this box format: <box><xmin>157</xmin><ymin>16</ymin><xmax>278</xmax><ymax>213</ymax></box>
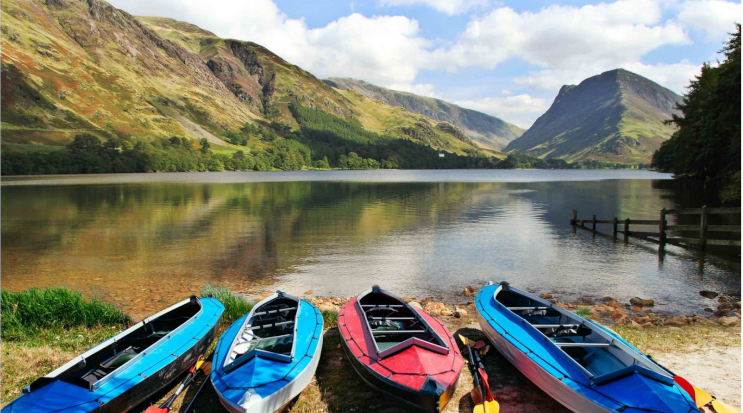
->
<box><xmin>1</xmin><ymin>287</ymin><xmax>130</xmax><ymax>341</ymax></box>
<box><xmin>321</xmin><ymin>310</ymin><xmax>339</xmax><ymax>329</ymax></box>
<box><xmin>200</xmin><ymin>283</ymin><xmax>253</xmax><ymax>324</ymax></box>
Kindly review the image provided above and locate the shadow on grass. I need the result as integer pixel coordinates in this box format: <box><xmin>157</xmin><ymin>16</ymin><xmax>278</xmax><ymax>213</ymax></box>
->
<box><xmin>314</xmin><ymin>328</ymin><xmax>407</xmax><ymax>412</ymax></box>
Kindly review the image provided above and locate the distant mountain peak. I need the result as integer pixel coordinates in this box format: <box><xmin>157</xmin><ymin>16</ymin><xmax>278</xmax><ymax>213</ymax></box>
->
<box><xmin>505</xmin><ymin>69</ymin><xmax>681</xmax><ymax>164</ymax></box>
<box><xmin>324</xmin><ymin>77</ymin><xmax>523</xmax><ymax>150</ymax></box>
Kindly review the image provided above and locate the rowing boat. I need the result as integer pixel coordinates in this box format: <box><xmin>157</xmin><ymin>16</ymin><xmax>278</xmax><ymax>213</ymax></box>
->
<box><xmin>211</xmin><ymin>291</ymin><xmax>323</xmax><ymax>413</ymax></box>
<box><xmin>339</xmin><ymin>285</ymin><xmax>462</xmax><ymax>412</ymax></box>
<box><xmin>476</xmin><ymin>282</ymin><xmax>699</xmax><ymax>413</ymax></box>
<box><xmin>3</xmin><ymin>296</ymin><xmax>224</xmax><ymax>413</ymax></box>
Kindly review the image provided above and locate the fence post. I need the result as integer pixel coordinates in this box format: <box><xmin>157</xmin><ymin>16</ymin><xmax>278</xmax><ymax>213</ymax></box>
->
<box><xmin>613</xmin><ymin>217</ymin><xmax>618</xmax><ymax>240</ymax></box>
<box><xmin>700</xmin><ymin>205</ymin><xmax>708</xmax><ymax>251</ymax></box>
<box><xmin>592</xmin><ymin>215</ymin><xmax>597</xmax><ymax>232</ymax></box>
<box><xmin>571</xmin><ymin>210</ymin><xmax>577</xmax><ymax>225</ymax></box>
<box><xmin>624</xmin><ymin>219</ymin><xmax>630</xmax><ymax>243</ymax></box>
<box><xmin>659</xmin><ymin>208</ymin><xmax>667</xmax><ymax>249</ymax></box>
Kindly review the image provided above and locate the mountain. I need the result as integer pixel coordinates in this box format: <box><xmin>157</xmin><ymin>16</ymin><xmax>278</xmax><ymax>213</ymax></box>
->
<box><xmin>505</xmin><ymin>69</ymin><xmax>682</xmax><ymax>164</ymax></box>
<box><xmin>324</xmin><ymin>78</ymin><xmax>524</xmax><ymax>150</ymax></box>
<box><xmin>138</xmin><ymin>16</ymin><xmax>485</xmax><ymax>156</ymax></box>
<box><xmin>1</xmin><ymin>0</ymin><xmax>486</xmax><ymax>159</ymax></box>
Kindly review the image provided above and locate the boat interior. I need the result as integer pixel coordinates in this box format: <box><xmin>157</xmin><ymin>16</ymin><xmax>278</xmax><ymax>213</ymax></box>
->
<box><xmin>496</xmin><ymin>288</ymin><xmax>666</xmax><ymax>382</ymax></box>
<box><xmin>359</xmin><ymin>288</ymin><xmax>447</xmax><ymax>354</ymax></box>
<box><xmin>33</xmin><ymin>298</ymin><xmax>201</xmax><ymax>391</ymax></box>
<box><xmin>227</xmin><ymin>295</ymin><xmax>298</xmax><ymax>367</ymax></box>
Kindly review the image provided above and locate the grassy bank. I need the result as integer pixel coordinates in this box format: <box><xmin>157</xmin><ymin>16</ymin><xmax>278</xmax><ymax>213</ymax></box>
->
<box><xmin>1</xmin><ymin>288</ymin><xmax>131</xmax><ymax>402</ymax></box>
<box><xmin>2</xmin><ymin>287</ymin><xmax>740</xmax><ymax>411</ymax></box>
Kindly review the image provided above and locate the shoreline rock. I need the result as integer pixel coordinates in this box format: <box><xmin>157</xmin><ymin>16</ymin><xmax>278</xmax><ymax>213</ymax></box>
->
<box><xmin>298</xmin><ymin>288</ymin><xmax>740</xmax><ymax>329</ymax></box>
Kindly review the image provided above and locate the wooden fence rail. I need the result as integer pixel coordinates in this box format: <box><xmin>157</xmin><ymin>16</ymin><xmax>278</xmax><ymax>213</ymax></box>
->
<box><xmin>570</xmin><ymin>206</ymin><xmax>741</xmax><ymax>251</ymax></box>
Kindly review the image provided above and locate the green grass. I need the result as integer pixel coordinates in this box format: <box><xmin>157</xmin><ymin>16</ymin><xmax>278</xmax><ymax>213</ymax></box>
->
<box><xmin>576</xmin><ymin>307</ymin><xmax>593</xmax><ymax>318</ymax></box>
<box><xmin>321</xmin><ymin>310</ymin><xmax>338</xmax><ymax>329</ymax></box>
<box><xmin>200</xmin><ymin>283</ymin><xmax>253</xmax><ymax>324</ymax></box>
<box><xmin>0</xmin><ymin>287</ymin><xmax>131</xmax><ymax>342</ymax></box>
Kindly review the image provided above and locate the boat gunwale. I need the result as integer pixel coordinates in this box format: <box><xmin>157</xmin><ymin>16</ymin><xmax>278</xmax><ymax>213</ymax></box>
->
<box><xmin>356</xmin><ymin>286</ymin><xmax>449</xmax><ymax>359</ymax></box>
<box><xmin>32</xmin><ymin>296</ymin><xmax>203</xmax><ymax>392</ymax></box>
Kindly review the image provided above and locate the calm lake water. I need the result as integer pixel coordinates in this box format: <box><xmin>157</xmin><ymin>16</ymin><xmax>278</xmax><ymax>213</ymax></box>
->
<box><xmin>2</xmin><ymin>170</ymin><xmax>739</xmax><ymax>318</ymax></box>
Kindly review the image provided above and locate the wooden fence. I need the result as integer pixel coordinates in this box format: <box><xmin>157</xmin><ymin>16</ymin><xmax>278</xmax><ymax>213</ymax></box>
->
<box><xmin>570</xmin><ymin>206</ymin><xmax>741</xmax><ymax>251</ymax></box>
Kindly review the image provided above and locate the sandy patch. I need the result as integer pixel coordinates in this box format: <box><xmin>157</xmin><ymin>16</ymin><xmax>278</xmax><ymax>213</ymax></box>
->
<box><xmin>654</xmin><ymin>345</ymin><xmax>741</xmax><ymax>409</ymax></box>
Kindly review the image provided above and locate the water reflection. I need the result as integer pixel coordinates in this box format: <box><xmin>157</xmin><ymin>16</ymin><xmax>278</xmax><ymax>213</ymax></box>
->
<box><xmin>1</xmin><ymin>171</ymin><xmax>739</xmax><ymax>318</ymax></box>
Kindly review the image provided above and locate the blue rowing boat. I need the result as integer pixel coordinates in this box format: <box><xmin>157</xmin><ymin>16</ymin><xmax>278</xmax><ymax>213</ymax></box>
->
<box><xmin>211</xmin><ymin>291</ymin><xmax>323</xmax><ymax>413</ymax></box>
<box><xmin>476</xmin><ymin>282</ymin><xmax>699</xmax><ymax>413</ymax></box>
<box><xmin>3</xmin><ymin>296</ymin><xmax>224</xmax><ymax>413</ymax></box>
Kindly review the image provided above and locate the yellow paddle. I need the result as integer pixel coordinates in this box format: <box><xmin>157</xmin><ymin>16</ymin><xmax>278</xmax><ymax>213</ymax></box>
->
<box><xmin>458</xmin><ymin>335</ymin><xmax>499</xmax><ymax>413</ymax></box>
<box><xmin>693</xmin><ymin>387</ymin><xmax>713</xmax><ymax>407</ymax></box>
<box><xmin>692</xmin><ymin>386</ymin><xmax>740</xmax><ymax>413</ymax></box>
<box><xmin>712</xmin><ymin>399</ymin><xmax>740</xmax><ymax>413</ymax></box>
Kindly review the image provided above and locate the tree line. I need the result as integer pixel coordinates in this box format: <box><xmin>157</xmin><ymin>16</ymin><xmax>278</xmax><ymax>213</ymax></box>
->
<box><xmin>1</xmin><ymin>134</ymin><xmax>314</xmax><ymax>175</ymax></box>
<box><xmin>652</xmin><ymin>24</ymin><xmax>740</xmax><ymax>202</ymax></box>
<box><xmin>2</xmin><ymin>102</ymin><xmax>657</xmax><ymax>175</ymax></box>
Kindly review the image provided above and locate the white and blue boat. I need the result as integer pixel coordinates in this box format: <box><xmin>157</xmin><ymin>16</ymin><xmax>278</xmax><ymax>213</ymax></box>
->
<box><xmin>211</xmin><ymin>291</ymin><xmax>323</xmax><ymax>413</ymax></box>
<box><xmin>2</xmin><ymin>296</ymin><xmax>224</xmax><ymax>413</ymax></box>
<box><xmin>476</xmin><ymin>282</ymin><xmax>699</xmax><ymax>413</ymax></box>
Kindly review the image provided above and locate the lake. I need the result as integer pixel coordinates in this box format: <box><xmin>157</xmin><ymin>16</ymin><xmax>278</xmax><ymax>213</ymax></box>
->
<box><xmin>2</xmin><ymin>170</ymin><xmax>739</xmax><ymax>318</ymax></box>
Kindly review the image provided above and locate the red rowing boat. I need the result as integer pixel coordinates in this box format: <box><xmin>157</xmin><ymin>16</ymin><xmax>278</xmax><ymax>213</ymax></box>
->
<box><xmin>339</xmin><ymin>286</ymin><xmax>463</xmax><ymax>412</ymax></box>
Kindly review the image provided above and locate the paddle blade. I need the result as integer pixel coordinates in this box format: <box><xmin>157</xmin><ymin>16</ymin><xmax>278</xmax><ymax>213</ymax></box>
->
<box><xmin>694</xmin><ymin>387</ymin><xmax>713</xmax><ymax>408</ymax></box>
<box><xmin>712</xmin><ymin>399</ymin><xmax>741</xmax><ymax>413</ymax></box>
<box><xmin>145</xmin><ymin>408</ymin><xmax>168</xmax><ymax>413</ymax></box>
<box><xmin>458</xmin><ymin>334</ymin><xmax>470</xmax><ymax>346</ymax></box>
<box><xmin>483</xmin><ymin>400</ymin><xmax>500</xmax><ymax>413</ymax></box>
<box><xmin>673</xmin><ymin>376</ymin><xmax>696</xmax><ymax>404</ymax></box>
<box><xmin>473</xmin><ymin>404</ymin><xmax>485</xmax><ymax>413</ymax></box>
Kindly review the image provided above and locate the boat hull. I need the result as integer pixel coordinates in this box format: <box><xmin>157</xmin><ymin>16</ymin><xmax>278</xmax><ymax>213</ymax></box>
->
<box><xmin>338</xmin><ymin>290</ymin><xmax>462</xmax><ymax>413</ymax></box>
<box><xmin>2</xmin><ymin>297</ymin><xmax>224</xmax><ymax>413</ymax></box>
<box><xmin>476</xmin><ymin>283</ymin><xmax>698</xmax><ymax>413</ymax></box>
<box><xmin>215</xmin><ymin>333</ymin><xmax>323</xmax><ymax>413</ymax></box>
<box><xmin>339</xmin><ymin>329</ymin><xmax>458</xmax><ymax>413</ymax></box>
<box><xmin>477</xmin><ymin>311</ymin><xmax>611</xmax><ymax>413</ymax></box>
<box><xmin>211</xmin><ymin>295</ymin><xmax>324</xmax><ymax>413</ymax></box>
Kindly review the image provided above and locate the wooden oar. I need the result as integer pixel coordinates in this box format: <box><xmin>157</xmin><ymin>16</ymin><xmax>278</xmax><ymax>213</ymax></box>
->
<box><xmin>146</xmin><ymin>357</ymin><xmax>205</xmax><ymax>413</ymax></box>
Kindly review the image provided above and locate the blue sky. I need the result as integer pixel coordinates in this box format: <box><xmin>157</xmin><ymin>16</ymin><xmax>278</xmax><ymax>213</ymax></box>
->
<box><xmin>111</xmin><ymin>0</ymin><xmax>741</xmax><ymax>127</ymax></box>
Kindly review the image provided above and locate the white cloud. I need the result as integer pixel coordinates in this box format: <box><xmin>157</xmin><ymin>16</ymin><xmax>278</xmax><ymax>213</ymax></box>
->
<box><xmin>378</xmin><ymin>0</ymin><xmax>492</xmax><ymax>15</ymax></box>
<box><xmin>514</xmin><ymin>60</ymin><xmax>700</xmax><ymax>94</ymax></box>
<box><xmin>455</xmin><ymin>94</ymin><xmax>550</xmax><ymax>128</ymax></box>
<box><xmin>433</xmin><ymin>0</ymin><xmax>690</xmax><ymax>72</ymax></box>
<box><xmin>676</xmin><ymin>0</ymin><xmax>741</xmax><ymax>41</ymax></box>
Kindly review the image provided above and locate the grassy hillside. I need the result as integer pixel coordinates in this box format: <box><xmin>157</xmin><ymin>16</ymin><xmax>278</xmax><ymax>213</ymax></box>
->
<box><xmin>1</xmin><ymin>1</ymin><xmax>488</xmax><ymax>169</ymax></box>
<box><xmin>138</xmin><ymin>16</ymin><xmax>487</xmax><ymax>157</ymax></box>
<box><xmin>1</xmin><ymin>0</ymin><xmax>258</xmax><ymax>149</ymax></box>
<box><xmin>506</xmin><ymin>69</ymin><xmax>681</xmax><ymax>164</ymax></box>
<box><xmin>325</xmin><ymin>77</ymin><xmax>524</xmax><ymax>150</ymax></box>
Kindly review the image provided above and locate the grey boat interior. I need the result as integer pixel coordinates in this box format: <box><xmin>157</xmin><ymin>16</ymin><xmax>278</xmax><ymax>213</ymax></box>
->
<box><xmin>359</xmin><ymin>286</ymin><xmax>447</xmax><ymax>354</ymax></box>
<box><xmin>496</xmin><ymin>285</ymin><xmax>672</xmax><ymax>384</ymax></box>
<box><xmin>29</xmin><ymin>297</ymin><xmax>202</xmax><ymax>392</ymax></box>
<box><xmin>226</xmin><ymin>293</ymin><xmax>298</xmax><ymax>368</ymax></box>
